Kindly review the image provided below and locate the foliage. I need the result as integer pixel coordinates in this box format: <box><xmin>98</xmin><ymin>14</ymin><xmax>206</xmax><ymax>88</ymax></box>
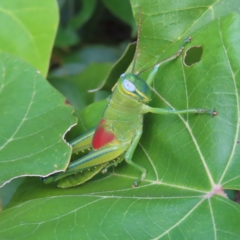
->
<box><xmin>1</xmin><ymin>0</ymin><xmax>240</xmax><ymax>239</ymax></box>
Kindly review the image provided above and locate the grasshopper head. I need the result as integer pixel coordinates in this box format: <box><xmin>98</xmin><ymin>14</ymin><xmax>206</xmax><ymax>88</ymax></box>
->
<box><xmin>117</xmin><ymin>73</ymin><xmax>151</xmax><ymax>103</ymax></box>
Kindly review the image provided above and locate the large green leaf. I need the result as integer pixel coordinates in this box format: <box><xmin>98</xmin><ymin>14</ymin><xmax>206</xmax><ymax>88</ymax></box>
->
<box><xmin>0</xmin><ymin>52</ymin><xmax>76</xmax><ymax>187</ymax></box>
<box><xmin>129</xmin><ymin>0</ymin><xmax>240</xmax><ymax>74</ymax></box>
<box><xmin>0</xmin><ymin>0</ymin><xmax>58</xmax><ymax>76</ymax></box>
<box><xmin>1</xmin><ymin>1</ymin><xmax>240</xmax><ymax>239</ymax></box>
<box><xmin>102</xmin><ymin>0</ymin><xmax>135</xmax><ymax>30</ymax></box>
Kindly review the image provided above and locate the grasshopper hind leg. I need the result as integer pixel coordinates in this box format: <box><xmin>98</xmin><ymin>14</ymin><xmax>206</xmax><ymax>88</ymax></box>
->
<box><xmin>59</xmin><ymin>156</ymin><xmax>125</xmax><ymax>188</ymax></box>
<box><xmin>57</xmin><ymin>163</ymin><xmax>109</xmax><ymax>188</ymax></box>
<box><xmin>43</xmin><ymin>144</ymin><xmax>129</xmax><ymax>188</ymax></box>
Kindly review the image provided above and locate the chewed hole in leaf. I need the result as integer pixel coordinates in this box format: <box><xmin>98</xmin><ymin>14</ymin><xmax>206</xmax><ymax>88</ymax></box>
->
<box><xmin>224</xmin><ymin>190</ymin><xmax>240</xmax><ymax>204</ymax></box>
<box><xmin>184</xmin><ymin>46</ymin><xmax>203</xmax><ymax>66</ymax></box>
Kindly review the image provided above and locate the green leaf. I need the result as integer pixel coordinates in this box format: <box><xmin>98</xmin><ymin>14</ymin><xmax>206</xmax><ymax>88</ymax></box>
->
<box><xmin>1</xmin><ymin>1</ymin><xmax>240</xmax><ymax>239</ymax></box>
<box><xmin>130</xmin><ymin>0</ymin><xmax>240</xmax><ymax>72</ymax></box>
<box><xmin>64</xmin><ymin>98</ymin><xmax>109</xmax><ymax>142</ymax></box>
<box><xmin>64</xmin><ymin>45</ymin><xmax>124</xmax><ymax>65</ymax></box>
<box><xmin>49</xmin><ymin>63</ymin><xmax>112</xmax><ymax>110</ymax></box>
<box><xmin>0</xmin><ymin>52</ymin><xmax>76</xmax><ymax>187</ymax></box>
<box><xmin>101</xmin><ymin>42</ymin><xmax>136</xmax><ymax>91</ymax></box>
<box><xmin>0</xmin><ymin>0</ymin><xmax>59</xmax><ymax>76</ymax></box>
<box><xmin>70</xmin><ymin>0</ymin><xmax>97</xmax><ymax>29</ymax></box>
<box><xmin>54</xmin><ymin>25</ymin><xmax>79</xmax><ymax>48</ymax></box>
<box><xmin>55</xmin><ymin>0</ymin><xmax>97</xmax><ymax>47</ymax></box>
<box><xmin>1</xmin><ymin>178</ymin><xmax>240</xmax><ymax>239</ymax></box>
<box><xmin>102</xmin><ymin>0</ymin><xmax>135</xmax><ymax>30</ymax></box>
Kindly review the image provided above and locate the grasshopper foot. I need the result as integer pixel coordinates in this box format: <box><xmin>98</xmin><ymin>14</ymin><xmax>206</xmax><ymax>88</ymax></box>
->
<box><xmin>194</xmin><ymin>108</ymin><xmax>218</xmax><ymax>117</ymax></box>
<box><xmin>184</xmin><ymin>36</ymin><xmax>192</xmax><ymax>44</ymax></box>
<box><xmin>211</xmin><ymin>109</ymin><xmax>218</xmax><ymax>117</ymax></box>
<box><xmin>132</xmin><ymin>171</ymin><xmax>147</xmax><ymax>188</ymax></box>
<box><xmin>132</xmin><ymin>180</ymin><xmax>138</xmax><ymax>188</ymax></box>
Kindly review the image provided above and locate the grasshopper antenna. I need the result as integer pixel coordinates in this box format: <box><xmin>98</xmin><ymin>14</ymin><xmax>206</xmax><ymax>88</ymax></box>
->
<box><xmin>89</xmin><ymin>9</ymin><xmax>142</xmax><ymax>93</ymax></box>
<box><xmin>131</xmin><ymin>7</ymin><xmax>142</xmax><ymax>74</ymax></box>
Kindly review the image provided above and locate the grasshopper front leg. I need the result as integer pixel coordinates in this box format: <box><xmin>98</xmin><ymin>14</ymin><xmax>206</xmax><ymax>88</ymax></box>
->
<box><xmin>141</xmin><ymin>105</ymin><xmax>218</xmax><ymax>116</ymax></box>
<box><xmin>123</xmin><ymin>129</ymin><xmax>147</xmax><ymax>187</ymax></box>
<box><xmin>145</xmin><ymin>37</ymin><xmax>192</xmax><ymax>85</ymax></box>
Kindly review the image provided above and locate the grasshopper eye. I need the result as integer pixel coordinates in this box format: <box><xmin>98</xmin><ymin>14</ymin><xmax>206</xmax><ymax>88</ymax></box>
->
<box><xmin>123</xmin><ymin>79</ymin><xmax>136</xmax><ymax>92</ymax></box>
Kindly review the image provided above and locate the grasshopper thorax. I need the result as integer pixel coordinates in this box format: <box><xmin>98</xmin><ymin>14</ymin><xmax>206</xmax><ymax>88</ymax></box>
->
<box><xmin>116</xmin><ymin>73</ymin><xmax>151</xmax><ymax>103</ymax></box>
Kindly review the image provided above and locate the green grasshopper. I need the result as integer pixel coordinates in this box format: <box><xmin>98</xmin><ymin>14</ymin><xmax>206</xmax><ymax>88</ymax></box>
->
<box><xmin>43</xmin><ymin>37</ymin><xmax>217</xmax><ymax>188</ymax></box>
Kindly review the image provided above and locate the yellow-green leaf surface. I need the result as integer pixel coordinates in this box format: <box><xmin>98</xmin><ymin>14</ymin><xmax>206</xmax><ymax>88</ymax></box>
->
<box><xmin>0</xmin><ymin>0</ymin><xmax>58</xmax><ymax>76</ymax></box>
<box><xmin>1</xmin><ymin>1</ymin><xmax>240</xmax><ymax>239</ymax></box>
<box><xmin>0</xmin><ymin>52</ymin><xmax>76</xmax><ymax>187</ymax></box>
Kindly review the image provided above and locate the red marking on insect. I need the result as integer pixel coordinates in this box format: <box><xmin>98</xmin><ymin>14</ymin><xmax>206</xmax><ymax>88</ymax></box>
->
<box><xmin>92</xmin><ymin>119</ymin><xmax>115</xmax><ymax>149</ymax></box>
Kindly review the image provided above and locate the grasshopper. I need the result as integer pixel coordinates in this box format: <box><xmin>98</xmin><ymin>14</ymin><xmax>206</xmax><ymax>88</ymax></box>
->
<box><xmin>43</xmin><ymin>36</ymin><xmax>217</xmax><ymax>188</ymax></box>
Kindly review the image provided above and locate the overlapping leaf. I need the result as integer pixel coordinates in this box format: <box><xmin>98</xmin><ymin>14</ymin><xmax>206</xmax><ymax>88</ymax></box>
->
<box><xmin>0</xmin><ymin>0</ymin><xmax>58</xmax><ymax>76</ymax></box>
<box><xmin>0</xmin><ymin>52</ymin><xmax>76</xmax><ymax>187</ymax></box>
<box><xmin>0</xmin><ymin>1</ymin><xmax>240</xmax><ymax>239</ymax></box>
